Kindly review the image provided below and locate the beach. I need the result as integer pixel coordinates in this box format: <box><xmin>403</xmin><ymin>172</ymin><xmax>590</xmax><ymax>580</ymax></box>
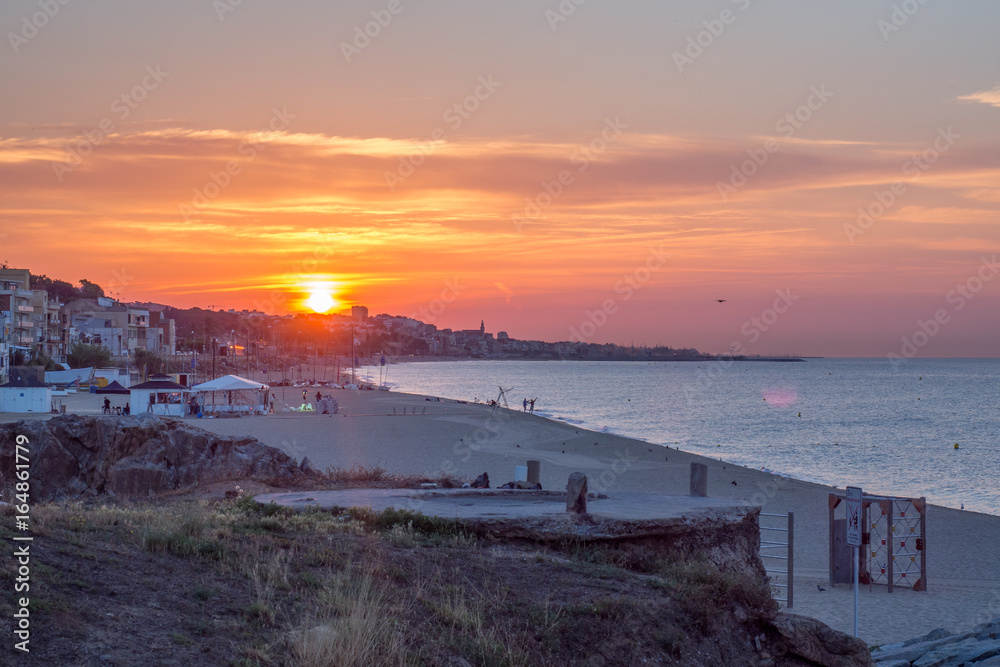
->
<box><xmin>7</xmin><ymin>386</ymin><xmax>1000</xmax><ymax>646</ymax></box>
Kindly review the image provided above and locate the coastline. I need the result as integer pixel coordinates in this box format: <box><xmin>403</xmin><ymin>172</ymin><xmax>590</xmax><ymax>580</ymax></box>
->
<box><xmin>5</xmin><ymin>386</ymin><xmax>1000</xmax><ymax>645</ymax></box>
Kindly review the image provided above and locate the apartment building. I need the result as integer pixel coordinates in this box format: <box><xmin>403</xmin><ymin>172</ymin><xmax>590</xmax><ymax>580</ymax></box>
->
<box><xmin>0</xmin><ymin>269</ymin><xmax>35</xmax><ymax>383</ymax></box>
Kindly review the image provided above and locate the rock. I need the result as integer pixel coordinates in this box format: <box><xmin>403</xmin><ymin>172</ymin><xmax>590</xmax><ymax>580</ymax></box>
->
<box><xmin>497</xmin><ymin>481</ymin><xmax>542</xmax><ymax>490</ymax></box>
<box><xmin>0</xmin><ymin>415</ymin><xmax>308</xmax><ymax>501</ymax></box>
<box><xmin>299</xmin><ymin>457</ymin><xmax>320</xmax><ymax>475</ymax></box>
<box><xmin>960</xmin><ymin>639</ymin><xmax>1000</xmax><ymax>663</ymax></box>
<box><xmin>566</xmin><ymin>472</ymin><xmax>588</xmax><ymax>514</ymax></box>
<box><xmin>912</xmin><ymin>648</ymin><xmax>961</xmax><ymax>667</ymax></box>
<box><xmin>976</xmin><ymin>618</ymin><xmax>1000</xmax><ymax>641</ymax></box>
<box><xmin>769</xmin><ymin>613</ymin><xmax>873</xmax><ymax>666</ymax></box>
<box><xmin>870</xmin><ymin>632</ymin><xmax>976</xmax><ymax>665</ymax></box>
<box><xmin>872</xmin><ymin>661</ymin><xmax>910</xmax><ymax>667</ymax></box>
<box><xmin>470</xmin><ymin>472</ymin><xmax>489</xmax><ymax>489</ymax></box>
<box><xmin>904</xmin><ymin>627</ymin><xmax>952</xmax><ymax>646</ymax></box>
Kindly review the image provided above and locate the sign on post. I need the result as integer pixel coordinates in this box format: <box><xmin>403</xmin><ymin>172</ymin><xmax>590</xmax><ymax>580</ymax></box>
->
<box><xmin>846</xmin><ymin>486</ymin><xmax>862</xmax><ymax>638</ymax></box>
<box><xmin>846</xmin><ymin>486</ymin><xmax>862</xmax><ymax>547</ymax></box>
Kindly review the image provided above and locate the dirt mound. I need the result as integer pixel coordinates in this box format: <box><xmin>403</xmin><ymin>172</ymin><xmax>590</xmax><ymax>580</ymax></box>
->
<box><xmin>0</xmin><ymin>414</ymin><xmax>312</xmax><ymax>500</ymax></box>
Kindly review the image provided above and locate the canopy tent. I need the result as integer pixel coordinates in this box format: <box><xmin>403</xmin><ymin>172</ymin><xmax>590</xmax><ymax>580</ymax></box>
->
<box><xmin>190</xmin><ymin>375</ymin><xmax>269</xmax><ymax>415</ymax></box>
<box><xmin>96</xmin><ymin>380</ymin><xmax>130</xmax><ymax>395</ymax></box>
<box><xmin>192</xmin><ymin>375</ymin><xmax>268</xmax><ymax>392</ymax></box>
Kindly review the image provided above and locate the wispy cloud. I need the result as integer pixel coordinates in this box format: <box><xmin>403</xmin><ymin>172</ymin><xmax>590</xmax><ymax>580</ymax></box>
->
<box><xmin>957</xmin><ymin>85</ymin><xmax>1000</xmax><ymax>108</ymax></box>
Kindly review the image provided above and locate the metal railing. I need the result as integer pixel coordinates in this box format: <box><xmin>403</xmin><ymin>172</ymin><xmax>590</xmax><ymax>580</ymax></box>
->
<box><xmin>760</xmin><ymin>511</ymin><xmax>794</xmax><ymax>608</ymax></box>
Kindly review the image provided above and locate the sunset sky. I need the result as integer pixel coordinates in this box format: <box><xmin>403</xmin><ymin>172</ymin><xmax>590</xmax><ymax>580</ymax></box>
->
<box><xmin>2</xmin><ymin>0</ymin><xmax>999</xmax><ymax>356</ymax></box>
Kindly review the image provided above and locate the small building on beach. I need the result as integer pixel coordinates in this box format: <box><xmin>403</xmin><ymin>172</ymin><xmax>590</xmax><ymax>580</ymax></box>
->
<box><xmin>0</xmin><ymin>374</ymin><xmax>52</xmax><ymax>413</ymax></box>
<box><xmin>129</xmin><ymin>375</ymin><xmax>189</xmax><ymax>416</ymax></box>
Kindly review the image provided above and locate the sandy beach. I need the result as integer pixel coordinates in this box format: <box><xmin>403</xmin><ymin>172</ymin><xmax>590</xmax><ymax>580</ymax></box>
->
<box><xmin>6</xmin><ymin>386</ymin><xmax>1000</xmax><ymax>646</ymax></box>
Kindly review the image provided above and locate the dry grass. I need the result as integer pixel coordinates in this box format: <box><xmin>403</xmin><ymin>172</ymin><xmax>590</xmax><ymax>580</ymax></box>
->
<box><xmin>290</xmin><ymin>565</ymin><xmax>407</xmax><ymax>667</ymax></box>
<box><xmin>0</xmin><ymin>494</ymin><xmax>788</xmax><ymax>666</ymax></box>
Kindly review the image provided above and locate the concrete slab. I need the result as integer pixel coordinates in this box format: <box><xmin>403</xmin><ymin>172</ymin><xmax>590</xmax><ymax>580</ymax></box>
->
<box><xmin>254</xmin><ymin>488</ymin><xmax>755</xmax><ymax>542</ymax></box>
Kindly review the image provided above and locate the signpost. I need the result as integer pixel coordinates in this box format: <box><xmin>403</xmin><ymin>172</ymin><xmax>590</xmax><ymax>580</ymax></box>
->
<box><xmin>846</xmin><ymin>486</ymin><xmax>862</xmax><ymax>638</ymax></box>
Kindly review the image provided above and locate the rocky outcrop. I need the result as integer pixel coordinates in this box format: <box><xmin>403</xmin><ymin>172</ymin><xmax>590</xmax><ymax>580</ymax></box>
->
<box><xmin>0</xmin><ymin>414</ymin><xmax>314</xmax><ymax>500</ymax></box>
<box><xmin>871</xmin><ymin>615</ymin><xmax>1000</xmax><ymax>666</ymax></box>
<box><xmin>766</xmin><ymin>613</ymin><xmax>873</xmax><ymax>666</ymax></box>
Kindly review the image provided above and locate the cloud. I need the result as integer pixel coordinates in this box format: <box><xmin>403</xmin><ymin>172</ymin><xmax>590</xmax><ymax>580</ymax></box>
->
<box><xmin>2</xmin><ymin>124</ymin><xmax>998</xmax><ymax>315</ymax></box>
<box><xmin>956</xmin><ymin>85</ymin><xmax>1000</xmax><ymax>108</ymax></box>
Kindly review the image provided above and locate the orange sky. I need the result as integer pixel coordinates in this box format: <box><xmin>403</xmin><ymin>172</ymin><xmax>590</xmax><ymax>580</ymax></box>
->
<box><xmin>2</xmin><ymin>0</ymin><xmax>999</xmax><ymax>356</ymax></box>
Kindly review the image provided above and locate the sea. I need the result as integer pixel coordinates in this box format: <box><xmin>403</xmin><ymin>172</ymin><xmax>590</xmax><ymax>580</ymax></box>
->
<box><xmin>358</xmin><ymin>358</ymin><xmax>1000</xmax><ymax>516</ymax></box>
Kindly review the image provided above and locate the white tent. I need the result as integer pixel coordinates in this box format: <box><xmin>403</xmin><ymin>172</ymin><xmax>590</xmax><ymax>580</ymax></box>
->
<box><xmin>190</xmin><ymin>375</ymin><xmax>269</xmax><ymax>415</ymax></box>
<box><xmin>192</xmin><ymin>375</ymin><xmax>268</xmax><ymax>392</ymax></box>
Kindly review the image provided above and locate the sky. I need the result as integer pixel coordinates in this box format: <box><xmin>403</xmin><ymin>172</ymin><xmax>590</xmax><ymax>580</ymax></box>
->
<box><xmin>1</xmin><ymin>0</ymin><xmax>999</xmax><ymax>357</ymax></box>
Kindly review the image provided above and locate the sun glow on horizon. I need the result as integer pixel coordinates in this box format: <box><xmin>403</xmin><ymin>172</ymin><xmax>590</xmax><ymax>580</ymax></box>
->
<box><xmin>306</xmin><ymin>290</ymin><xmax>336</xmax><ymax>313</ymax></box>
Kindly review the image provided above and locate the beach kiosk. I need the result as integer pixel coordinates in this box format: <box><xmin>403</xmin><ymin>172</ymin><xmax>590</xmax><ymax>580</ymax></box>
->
<box><xmin>129</xmin><ymin>374</ymin><xmax>189</xmax><ymax>416</ymax></box>
<box><xmin>0</xmin><ymin>374</ymin><xmax>53</xmax><ymax>413</ymax></box>
<box><xmin>190</xmin><ymin>374</ymin><xmax>269</xmax><ymax>416</ymax></box>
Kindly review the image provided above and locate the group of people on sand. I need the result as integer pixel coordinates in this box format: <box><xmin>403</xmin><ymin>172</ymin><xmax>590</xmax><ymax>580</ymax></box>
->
<box><xmin>102</xmin><ymin>397</ymin><xmax>130</xmax><ymax>416</ymax></box>
<box><xmin>522</xmin><ymin>398</ymin><xmax>536</xmax><ymax>414</ymax></box>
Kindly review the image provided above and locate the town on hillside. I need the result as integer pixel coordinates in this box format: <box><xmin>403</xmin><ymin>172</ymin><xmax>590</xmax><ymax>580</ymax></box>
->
<box><xmin>1</xmin><ymin>267</ymin><xmax>710</xmax><ymax>387</ymax></box>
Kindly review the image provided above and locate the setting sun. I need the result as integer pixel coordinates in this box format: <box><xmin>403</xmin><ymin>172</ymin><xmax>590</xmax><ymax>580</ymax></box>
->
<box><xmin>306</xmin><ymin>291</ymin><xmax>335</xmax><ymax>313</ymax></box>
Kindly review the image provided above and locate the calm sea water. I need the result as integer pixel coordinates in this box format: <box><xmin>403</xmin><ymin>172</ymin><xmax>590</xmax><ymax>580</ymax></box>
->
<box><xmin>359</xmin><ymin>358</ymin><xmax>1000</xmax><ymax>516</ymax></box>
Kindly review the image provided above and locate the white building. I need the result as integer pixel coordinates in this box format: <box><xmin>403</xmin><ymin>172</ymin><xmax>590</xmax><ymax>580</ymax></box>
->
<box><xmin>0</xmin><ymin>373</ymin><xmax>52</xmax><ymax>413</ymax></box>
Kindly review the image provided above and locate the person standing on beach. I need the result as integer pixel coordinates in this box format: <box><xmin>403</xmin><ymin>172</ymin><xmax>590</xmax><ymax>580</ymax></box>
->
<box><xmin>302</xmin><ymin>388</ymin><xmax>307</xmax><ymax>403</ymax></box>
<box><xmin>529</xmin><ymin>398</ymin><xmax>535</xmax><ymax>414</ymax></box>
<box><xmin>523</xmin><ymin>398</ymin><xmax>528</xmax><ymax>412</ymax></box>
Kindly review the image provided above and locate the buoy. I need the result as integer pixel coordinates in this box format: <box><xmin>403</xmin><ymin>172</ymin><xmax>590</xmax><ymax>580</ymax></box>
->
<box><xmin>954</xmin><ymin>443</ymin><xmax>959</xmax><ymax>449</ymax></box>
<box><xmin>919</xmin><ymin>377</ymin><xmax>922</xmax><ymax>380</ymax></box>
<box><xmin>797</xmin><ymin>412</ymin><xmax>801</xmax><ymax>417</ymax></box>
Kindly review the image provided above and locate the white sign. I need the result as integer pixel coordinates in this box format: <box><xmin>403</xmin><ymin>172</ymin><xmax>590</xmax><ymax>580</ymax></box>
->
<box><xmin>846</xmin><ymin>486</ymin><xmax>862</xmax><ymax>547</ymax></box>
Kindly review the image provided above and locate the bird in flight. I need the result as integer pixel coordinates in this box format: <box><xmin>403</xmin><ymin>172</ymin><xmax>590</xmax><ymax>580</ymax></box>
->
<box><xmin>717</xmin><ymin>299</ymin><xmax>727</xmax><ymax>303</ymax></box>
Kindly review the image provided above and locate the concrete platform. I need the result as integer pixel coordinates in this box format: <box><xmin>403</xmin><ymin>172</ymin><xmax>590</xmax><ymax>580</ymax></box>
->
<box><xmin>254</xmin><ymin>488</ymin><xmax>756</xmax><ymax>544</ymax></box>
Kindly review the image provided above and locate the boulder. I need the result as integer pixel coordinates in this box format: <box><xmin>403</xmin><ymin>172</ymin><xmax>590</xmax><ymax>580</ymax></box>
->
<box><xmin>769</xmin><ymin>613</ymin><xmax>873</xmax><ymax>666</ymax></box>
<box><xmin>0</xmin><ymin>415</ymin><xmax>311</xmax><ymax>501</ymax></box>
<box><xmin>566</xmin><ymin>472</ymin><xmax>588</xmax><ymax>514</ymax></box>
